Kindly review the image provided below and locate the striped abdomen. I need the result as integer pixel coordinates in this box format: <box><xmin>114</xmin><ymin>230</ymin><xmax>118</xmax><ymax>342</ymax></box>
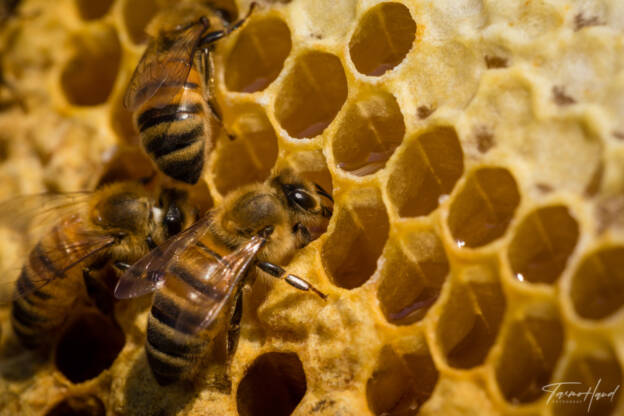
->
<box><xmin>145</xmin><ymin>239</ymin><xmax>241</xmax><ymax>385</ymax></box>
<box><xmin>11</xmin><ymin>222</ymin><xmax>90</xmax><ymax>348</ymax></box>
<box><xmin>135</xmin><ymin>66</ymin><xmax>211</xmax><ymax>185</ymax></box>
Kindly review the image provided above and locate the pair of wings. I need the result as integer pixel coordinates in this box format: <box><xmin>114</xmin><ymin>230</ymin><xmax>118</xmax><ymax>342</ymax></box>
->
<box><xmin>124</xmin><ymin>21</ymin><xmax>206</xmax><ymax>111</ymax></box>
<box><xmin>114</xmin><ymin>215</ymin><xmax>266</xmax><ymax>331</ymax></box>
<box><xmin>0</xmin><ymin>192</ymin><xmax>117</xmax><ymax>304</ymax></box>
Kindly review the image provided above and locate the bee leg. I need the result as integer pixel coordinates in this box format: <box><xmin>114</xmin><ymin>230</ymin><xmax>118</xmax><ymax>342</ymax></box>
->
<box><xmin>200</xmin><ymin>49</ymin><xmax>235</xmax><ymax>141</ymax></box>
<box><xmin>256</xmin><ymin>262</ymin><xmax>327</xmax><ymax>300</ymax></box>
<box><xmin>199</xmin><ymin>2</ymin><xmax>256</xmax><ymax>45</ymax></box>
<box><xmin>227</xmin><ymin>2</ymin><xmax>257</xmax><ymax>33</ymax></box>
<box><xmin>226</xmin><ymin>291</ymin><xmax>243</xmax><ymax>359</ymax></box>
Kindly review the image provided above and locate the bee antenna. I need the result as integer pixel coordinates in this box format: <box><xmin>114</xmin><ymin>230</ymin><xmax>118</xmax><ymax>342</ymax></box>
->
<box><xmin>257</xmin><ymin>261</ymin><xmax>328</xmax><ymax>300</ymax></box>
<box><xmin>314</xmin><ymin>183</ymin><xmax>333</xmax><ymax>203</ymax></box>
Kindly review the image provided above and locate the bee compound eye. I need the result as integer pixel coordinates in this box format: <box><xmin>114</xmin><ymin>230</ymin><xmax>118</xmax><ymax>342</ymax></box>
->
<box><xmin>290</xmin><ymin>190</ymin><xmax>316</xmax><ymax>210</ymax></box>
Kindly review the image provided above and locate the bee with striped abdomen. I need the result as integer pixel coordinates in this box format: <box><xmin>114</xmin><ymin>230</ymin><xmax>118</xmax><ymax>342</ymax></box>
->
<box><xmin>124</xmin><ymin>2</ymin><xmax>255</xmax><ymax>184</ymax></box>
<box><xmin>114</xmin><ymin>170</ymin><xmax>333</xmax><ymax>385</ymax></box>
<box><xmin>0</xmin><ymin>182</ymin><xmax>195</xmax><ymax>349</ymax></box>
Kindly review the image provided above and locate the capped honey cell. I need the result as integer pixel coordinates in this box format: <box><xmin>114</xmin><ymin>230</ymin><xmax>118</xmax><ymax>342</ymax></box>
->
<box><xmin>225</xmin><ymin>16</ymin><xmax>292</xmax><ymax>93</ymax></box>
<box><xmin>275</xmin><ymin>51</ymin><xmax>347</xmax><ymax>138</ymax></box>
<box><xmin>349</xmin><ymin>2</ymin><xmax>416</xmax><ymax>76</ymax></box>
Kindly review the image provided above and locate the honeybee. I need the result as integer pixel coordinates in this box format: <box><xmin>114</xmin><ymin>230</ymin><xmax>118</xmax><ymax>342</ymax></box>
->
<box><xmin>0</xmin><ymin>182</ymin><xmax>195</xmax><ymax>349</ymax></box>
<box><xmin>124</xmin><ymin>2</ymin><xmax>256</xmax><ymax>184</ymax></box>
<box><xmin>115</xmin><ymin>170</ymin><xmax>333</xmax><ymax>385</ymax></box>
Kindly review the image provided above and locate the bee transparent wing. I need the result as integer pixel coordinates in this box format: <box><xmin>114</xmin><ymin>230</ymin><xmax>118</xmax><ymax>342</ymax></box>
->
<box><xmin>0</xmin><ymin>192</ymin><xmax>91</xmax><ymax>239</ymax></box>
<box><xmin>172</xmin><ymin>235</ymin><xmax>266</xmax><ymax>334</ymax></box>
<box><xmin>114</xmin><ymin>215</ymin><xmax>213</xmax><ymax>299</ymax></box>
<box><xmin>123</xmin><ymin>22</ymin><xmax>206</xmax><ymax>111</ymax></box>
<box><xmin>0</xmin><ymin>221</ymin><xmax>116</xmax><ymax>305</ymax></box>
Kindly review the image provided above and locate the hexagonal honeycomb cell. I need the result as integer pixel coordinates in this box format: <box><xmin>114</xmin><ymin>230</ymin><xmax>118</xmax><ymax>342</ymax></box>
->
<box><xmin>322</xmin><ymin>188</ymin><xmax>389</xmax><ymax>289</ymax></box>
<box><xmin>224</xmin><ymin>15</ymin><xmax>291</xmax><ymax>93</ymax></box>
<box><xmin>349</xmin><ymin>2</ymin><xmax>416</xmax><ymax>76</ymax></box>
<box><xmin>495</xmin><ymin>305</ymin><xmax>564</xmax><ymax>404</ymax></box>
<box><xmin>275</xmin><ymin>51</ymin><xmax>348</xmax><ymax>138</ymax></box>
<box><xmin>123</xmin><ymin>0</ymin><xmax>160</xmax><ymax>44</ymax></box>
<box><xmin>436</xmin><ymin>265</ymin><xmax>505</xmax><ymax>369</ymax></box>
<box><xmin>366</xmin><ymin>344</ymin><xmax>438</xmax><ymax>415</ymax></box>
<box><xmin>1</xmin><ymin>0</ymin><xmax>624</xmax><ymax>414</ymax></box>
<box><xmin>387</xmin><ymin>125</ymin><xmax>463</xmax><ymax>217</ymax></box>
<box><xmin>212</xmin><ymin>104</ymin><xmax>278</xmax><ymax>195</ymax></box>
<box><xmin>236</xmin><ymin>352</ymin><xmax>306</xmax><ymax>416</ymax></box>
<box><xmin>551</xmin><ymin>345</ymin><xmax>622</xmax><ymax>416</ymax></box>
<box><xmin>333</xmin><ymin>90</ymin><xmax>405</xmax><ymax>176</ymax></box>
<box><xmin>377</xmin><ymin>228</ymin><xmax>448</xmax><ymax>325</ymax></box>
<box><xmin>570</xmin><ymin>245</ymin><xmax>624</xmax><ymax>320</ymax></box>
<box><xmin>508</xmin><ymin>205</ymin><xmax>580</xmax><ymax>284</ymax></box>
<box><xmin>61</xmin><ymin>24</ymin><xmax>121</xmax><ymax>106</ymax></box>
<box><xmin>448</xmin><ymin>167</ymin><xmax>520</xmax><ymax>248</ymax></box>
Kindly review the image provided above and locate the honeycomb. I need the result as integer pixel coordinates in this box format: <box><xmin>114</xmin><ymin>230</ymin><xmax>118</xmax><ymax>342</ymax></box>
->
<box><xmin>0</xmin><ymin>0</ymin><xmax>623</xmax><ymax>415</ymax></box>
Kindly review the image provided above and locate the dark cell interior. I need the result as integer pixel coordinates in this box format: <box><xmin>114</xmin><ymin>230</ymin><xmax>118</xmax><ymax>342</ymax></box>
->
<box><xmin>55</xmin><ymin>312</ymin><xmax>125</xmax><ymax>383</ymax></box>
<box><xmin>237</xmin><ymin>352</ymin><xmax>307</xmax><ymax>416</ymax></box>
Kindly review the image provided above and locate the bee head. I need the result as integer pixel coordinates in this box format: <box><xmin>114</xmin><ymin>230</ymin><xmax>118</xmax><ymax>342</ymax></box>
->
<box><xmin>222</xmin><ymin>186</ymin><xmax>285</xmax><ymax>237</ymax></box>
<box><xmin>92</xmin><ymin>188</ymin><xmax>152</xmax><ymax>236</ymax></box>
<box><xmin>270</xmin><ymin>169</ymin><xmax>333</xmax><ymax>248</ymax></box>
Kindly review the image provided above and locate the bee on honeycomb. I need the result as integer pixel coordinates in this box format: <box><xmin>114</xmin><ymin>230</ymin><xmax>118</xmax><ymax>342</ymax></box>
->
<box><xmin>0</xmin><ymin>0</ymin><xmax>623</xmax><ymax>415</ymax></box>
